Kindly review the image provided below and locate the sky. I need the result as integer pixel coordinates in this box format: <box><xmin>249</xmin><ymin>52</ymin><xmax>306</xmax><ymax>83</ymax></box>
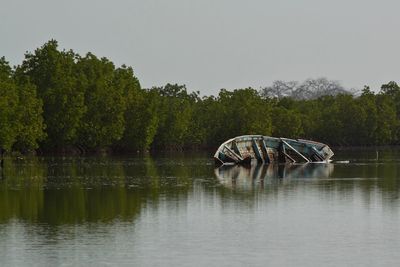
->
<box><xmin>1</xmin><ymin>0</ymin><xmax>399</xmax><ymax>95</ymax></box>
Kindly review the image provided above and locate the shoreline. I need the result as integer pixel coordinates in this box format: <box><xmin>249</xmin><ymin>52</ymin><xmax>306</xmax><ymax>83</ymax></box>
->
<box><xmin>332</xmin><ymin>145</ymin><xmax>400</xmax><ymax>151</ymax></box>
<box><xmin>3</xmin><ymin>145</ymin><xmax>400</xmax><ymax>157</ymax></box>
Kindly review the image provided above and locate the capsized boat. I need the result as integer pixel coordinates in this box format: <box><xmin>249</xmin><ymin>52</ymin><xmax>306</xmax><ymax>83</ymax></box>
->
<box><xmin>214</xmin><ymin>135</ymin><xmax>334</xmax><ymax>165</ymax></box>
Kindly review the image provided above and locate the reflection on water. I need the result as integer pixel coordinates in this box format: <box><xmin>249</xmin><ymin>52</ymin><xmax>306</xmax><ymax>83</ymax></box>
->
<box><xmin>0</xmin><ymin>156</ymin><xmax>216</xmax><ymax>225</ymax></box>
<box><xmin>215</xmin><ymin>163</ymin><xmax>334</xmax><ymax>190</ymax></box>
<box><xmin>1</xmin><ymin>155</ymin><xmax>400</xmax><ymax>225</ymax></box>
<box><xmin>1</xmin><ymin>151</ymin><xmax>400</xmax><ymax>266</ymax></box>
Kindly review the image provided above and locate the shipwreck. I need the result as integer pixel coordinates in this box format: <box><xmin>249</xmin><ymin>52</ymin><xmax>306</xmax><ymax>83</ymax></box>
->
<box><xmin>214</xmin><ymin>135</ymin><xmax>333</xmax><ymax>166</ymax></box>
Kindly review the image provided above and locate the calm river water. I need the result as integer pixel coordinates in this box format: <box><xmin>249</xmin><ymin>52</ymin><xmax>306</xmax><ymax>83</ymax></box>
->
<box><xmin>1</xmin><ymin>149</ymin><xmax>400</xmax><ymax>266</ymax></box>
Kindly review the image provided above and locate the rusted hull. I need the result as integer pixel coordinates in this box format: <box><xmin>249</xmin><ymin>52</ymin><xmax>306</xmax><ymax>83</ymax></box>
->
<box><xmin>214</xmin><ymin>135</ymin><xmax>333</xmax><ymax>166</ymax></box>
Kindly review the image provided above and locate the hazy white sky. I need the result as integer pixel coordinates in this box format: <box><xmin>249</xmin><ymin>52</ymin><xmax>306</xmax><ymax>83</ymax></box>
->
<box><xmin>1</xmin><ymin>0</ymin><xmax>399</xmax><ymax>95</ymax></box>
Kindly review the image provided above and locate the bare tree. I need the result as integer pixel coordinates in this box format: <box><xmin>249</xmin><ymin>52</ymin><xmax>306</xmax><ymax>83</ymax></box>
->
<box><xmin>293</xmin><ymin>78</ymin><xmax>350</xmax><ymax>100</ymax></box>
<box><xmin>260</xmin><ymin>78</ymin><xmax>352</xmax><ymax>100</ymax></box>
<box><xmin>260</xmin><ymin>80</ymin><xmax>298</xmax><ymax>99</ymax></box>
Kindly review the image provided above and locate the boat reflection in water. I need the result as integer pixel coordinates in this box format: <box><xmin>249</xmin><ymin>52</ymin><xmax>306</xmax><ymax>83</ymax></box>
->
<box><xmin>215</xmin><ymin>163</ymin><xmax>334</xmax><ymax>190</ymax></box>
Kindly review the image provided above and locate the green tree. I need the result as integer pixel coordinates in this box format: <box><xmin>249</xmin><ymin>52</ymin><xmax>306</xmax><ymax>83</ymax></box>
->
<box><xmin>76</xmin><ymin>53</ymin><xmax>127</xmax><ymax>149</ymax></box>
<box><xmin>13</xmin><ymin>80</ymin><xmax>46</xmax><ymax>151</ymax></box>
<box><xmin>115</xmin><ymin>66</ymin><xmax>161</xmax><ymax>151</ymax></box>
<box><xmin>218</xmin><ymin>88</ymin><xmax>272</xmax><ymax>138</ymax></box>
<box><xmin>380</xmin><ymin>81</ymin><xmax>400</xmax><ymax>141</ymax></box>
<box><xmin>0</xmin><ymin>57</ymin><xmax>19</xmax><ymax>151</ymax></box>
<box><xmin>374</xmin><ymin>94</ymin><xmax>398</xmax><ymax>144</ymax></box>
<box><xmin>271</xmin><ymin>107</ymin><xmax>303</xmax><ymax>138</ymax></box>
<box><xmin>313</xmin><ymin>96</ymin><xmax>344</xmax><ymax>145</ymax></box>
<box><xmin>152</xmin><ymin>84</ymin><xmax>195</xmax><ymax>149</ymax></box>
<box><xmin>335</xmin><ymin>94</ymin><xmax>367</xmax><ymax>145</ymax></box>
<box><xmin>122</xmin><ymin>89</ymin><xmax>160</xmax><ymax>151</ymax></box>
<box><xmin>185</xmin><ymin>95</ymin><xmax>213</xmax><ymax>148</ymax></box>
<box><xmin>358</xmin><ymin>86</ymin><xmax>378</xmax><ymax>144</ymax></box>
<box><xmin>0</xmin><ymin>57</ymin><xmax>45</xmax><ymax>152</ymax></box>
<box><xmin>16</xmin><ymin>40</ymin><xmax>85</xmax><ymax>148</ymax></box>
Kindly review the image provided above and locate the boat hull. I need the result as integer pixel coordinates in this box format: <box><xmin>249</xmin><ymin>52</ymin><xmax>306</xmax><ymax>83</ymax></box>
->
<box><xmin>213</xmin><ymin>135</ymin><xmax>333</xmax><ymax>165</ymax></box>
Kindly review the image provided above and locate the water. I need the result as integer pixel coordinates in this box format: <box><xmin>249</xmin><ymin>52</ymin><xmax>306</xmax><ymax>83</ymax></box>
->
<box><xmin>1</xmin><ymin>149</ymin><xmax>400</xmax><ymax>266</ymax></box>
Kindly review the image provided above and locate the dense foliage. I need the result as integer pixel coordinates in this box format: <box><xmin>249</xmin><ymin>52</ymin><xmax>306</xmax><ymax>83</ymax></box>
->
<box><xmin>1</xmin><ymin>40</ymin><xmax>400</xmax><ymax>153</ymax></box>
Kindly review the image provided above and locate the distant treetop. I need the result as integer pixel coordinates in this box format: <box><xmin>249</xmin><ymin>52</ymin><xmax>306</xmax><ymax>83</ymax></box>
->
<box><xmin>260</xmin><ymin>78</ymin><xmax>352</xmax><ymax>100</ymax></box>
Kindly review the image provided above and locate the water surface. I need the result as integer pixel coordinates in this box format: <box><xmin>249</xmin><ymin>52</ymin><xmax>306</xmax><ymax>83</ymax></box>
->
<box><xmin>1</xmin><ymin>149</ymin><xmax>400</xmax><ymax>266</ymax></box>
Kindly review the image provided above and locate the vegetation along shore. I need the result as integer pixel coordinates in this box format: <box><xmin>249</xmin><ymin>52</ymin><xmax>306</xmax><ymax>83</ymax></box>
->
<box><xmin>0</xmin><ymin>40</ymin><xmax>399</xmax><ymax>155</ymax></box>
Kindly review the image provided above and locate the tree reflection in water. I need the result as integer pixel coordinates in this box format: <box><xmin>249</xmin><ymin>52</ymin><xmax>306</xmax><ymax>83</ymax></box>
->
<box><xmin>1</xmin><ymin>152</ymin><xmax>400</xmax><ymax>226</ymax></box>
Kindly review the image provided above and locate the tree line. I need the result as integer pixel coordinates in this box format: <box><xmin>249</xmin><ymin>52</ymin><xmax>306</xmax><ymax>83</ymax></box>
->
<box><xmin>0</xmin><ymin>40</ymin><xmax>399</xmax><ymax>153</ymax></box>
